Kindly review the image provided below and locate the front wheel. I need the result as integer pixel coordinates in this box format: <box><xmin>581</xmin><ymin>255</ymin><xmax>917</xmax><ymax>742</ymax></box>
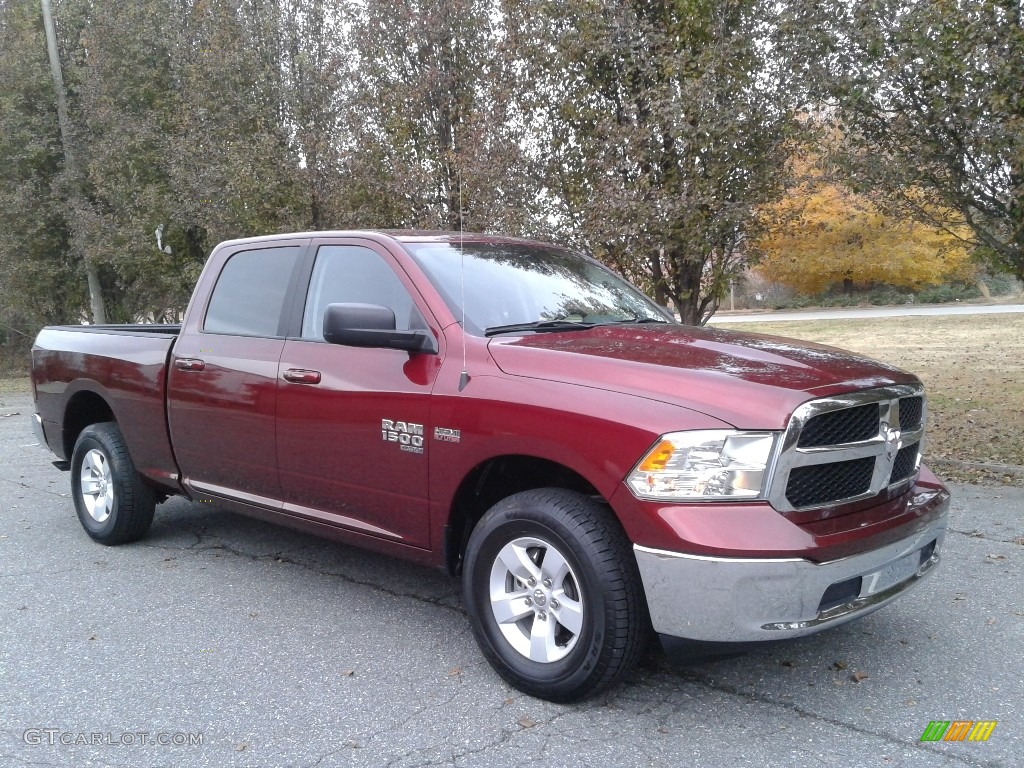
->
<box><xmin>71</xmin><ymin>422</ymin><xmax>156</xmax><ymax>545</ymax></box>
<box><xmin>462</xmin><ymin>489</ymin><xmax>648</xmax><ymax>702</ymax></box>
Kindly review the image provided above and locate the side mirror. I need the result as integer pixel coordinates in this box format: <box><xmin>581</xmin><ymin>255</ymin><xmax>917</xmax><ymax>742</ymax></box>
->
<box><xmin>322</xmin><ymin>303</ymin><xmax>437</xmax><ymax>354</ymax></box>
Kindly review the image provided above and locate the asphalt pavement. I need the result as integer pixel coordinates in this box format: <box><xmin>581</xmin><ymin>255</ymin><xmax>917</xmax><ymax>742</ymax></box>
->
<box><xmin>1</xmin><ymin>390</ymin><xmax>1020</xmax><ymax>768</ymax></box>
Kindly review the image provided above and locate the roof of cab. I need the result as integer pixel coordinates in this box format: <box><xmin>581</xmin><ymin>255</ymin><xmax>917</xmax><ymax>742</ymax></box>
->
<box><xmin>211</xmin><ymin>229</ymin><xmax>564</xmax><ymax>250</ymax></box>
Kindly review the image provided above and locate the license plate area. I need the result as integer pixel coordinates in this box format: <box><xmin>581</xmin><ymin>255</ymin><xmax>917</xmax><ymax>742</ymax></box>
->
<box><xmin>863</xmin><ymin>550</ymin><xmax>921</xmax><ymax>596</ymax></box>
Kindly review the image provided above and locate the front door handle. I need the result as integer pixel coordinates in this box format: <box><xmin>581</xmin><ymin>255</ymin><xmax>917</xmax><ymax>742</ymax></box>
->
<box><xmin>283</xmin><ymin>368</ymin><xmax>322</xmax><ymax>385</ymax></box>
<box><xmin>175</xmin><ymin>358</ymin><xmax>206</xmax><ymax>372</ymax></box>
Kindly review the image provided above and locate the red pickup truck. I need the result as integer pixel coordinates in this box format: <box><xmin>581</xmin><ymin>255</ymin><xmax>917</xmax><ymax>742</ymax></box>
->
<box><xmin>31</xmin><ymin>231</ymin><xmax>950</xmax><ymax>701</ymax></box>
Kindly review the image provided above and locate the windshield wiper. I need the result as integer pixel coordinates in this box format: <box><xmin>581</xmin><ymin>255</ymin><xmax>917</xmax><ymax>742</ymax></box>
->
<box><xmin>606</xmin><ymin>316</ymin><xmax>672</xmax><ymax>325</ymax></box>
<box><xmin>484</xmin><ymin>319</ymin><xmax>597</xmax><ymax>337</ymax></box>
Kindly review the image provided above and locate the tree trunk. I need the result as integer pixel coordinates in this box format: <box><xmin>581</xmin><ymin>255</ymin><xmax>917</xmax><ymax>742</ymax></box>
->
<box><xmin>42</xmin><ymin>0</ymin><xmax>107</xmax><ymax>324</ymax></box>
<box><xmin>673</xmin><ymin>258</ymin><xmax>703</xmax><ymax>326</ymax></box>
<box><xmin>649</xmin><ymin>253</ymin><xmax>673</xmax><ymax>310</ymax></box>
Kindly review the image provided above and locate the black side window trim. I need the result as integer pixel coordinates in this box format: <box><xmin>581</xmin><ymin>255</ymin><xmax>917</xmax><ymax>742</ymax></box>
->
<box><xmin>281</xmin><ymin>242</ymin><xmax>319</xmax><ymax>339</ymax></box>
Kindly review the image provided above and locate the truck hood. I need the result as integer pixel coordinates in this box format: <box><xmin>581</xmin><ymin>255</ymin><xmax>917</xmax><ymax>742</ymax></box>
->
<box><xmin>487</xmin><ymin>324</ymin><xmax>918</xmax><ymax>430</ymax></box>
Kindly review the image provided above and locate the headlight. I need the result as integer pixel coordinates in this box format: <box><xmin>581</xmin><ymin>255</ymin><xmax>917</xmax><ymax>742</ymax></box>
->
<box><xmin>626</xmin><ymin>430</ymin><xmax>777</xmax><ymax>501</ymax></box>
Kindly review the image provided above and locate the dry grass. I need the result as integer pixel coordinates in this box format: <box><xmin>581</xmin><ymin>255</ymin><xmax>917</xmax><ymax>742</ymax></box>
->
<box><xmin>717</xmin><ymin>313</ymin><xmax>1024</xmax><ymax>485</ymax></box>
<box><xmin>0</xmin><ymin>376</ymin><xmax>30</xmax><ymax>396</ymax></box>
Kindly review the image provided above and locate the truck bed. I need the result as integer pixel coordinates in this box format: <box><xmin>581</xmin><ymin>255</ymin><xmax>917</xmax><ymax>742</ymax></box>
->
<box><xmin>31</xmin><ymin>325</ymin><xmax>182</xmax><ymax>493</ymax></box>
<box><xmin>43</xmin><ymin>323</ymin><xmax>181</xmax><ymax>336</ymax></box>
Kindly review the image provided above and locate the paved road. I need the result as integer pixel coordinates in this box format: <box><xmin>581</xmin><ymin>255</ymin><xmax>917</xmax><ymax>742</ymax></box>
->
<box><xmin>1</xmin><ymin>390</ymin><xmax>1021</xmax><ymax>768</ymax></box>
<box><xmin>709</xmin><ymin>303</ymin><xmax>1024</xmax><ymax>324</ymax></box>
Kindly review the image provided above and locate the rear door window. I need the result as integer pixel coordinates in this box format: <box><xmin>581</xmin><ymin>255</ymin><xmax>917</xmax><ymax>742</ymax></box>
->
<box><xmin>204</xmin><ymin>246</ymin><xmax>303</xmax><ymax>336</ymax></box>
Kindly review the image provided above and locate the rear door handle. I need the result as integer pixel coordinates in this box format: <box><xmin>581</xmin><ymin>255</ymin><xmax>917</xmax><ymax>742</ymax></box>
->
<box><xmin>175</xmin><ymin>358</ymin><xmax>206</xmax><ymax>372</ymax></box>
<box><xmin>283</xmin><ymin>368</ymin><xmax>322</xmax><ymax>385</ymax></box>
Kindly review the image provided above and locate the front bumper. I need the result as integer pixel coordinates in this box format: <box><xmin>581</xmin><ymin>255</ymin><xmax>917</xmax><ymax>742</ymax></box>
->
<box><xmin>634</xmin><ymin>498</ymin><xmax>949</xmax><ymax>642</ymax></box>
<box><xmin>31</xmin><ymin>412</ymin><xmax>46</xmax><ymax>446</ymax></box>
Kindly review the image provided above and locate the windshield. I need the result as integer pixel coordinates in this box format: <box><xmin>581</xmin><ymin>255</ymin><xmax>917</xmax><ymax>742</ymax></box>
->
<box><xmin>404</xmin><ymin>242</ymin><xmax>671</xmax><ymax>336</ymax></box>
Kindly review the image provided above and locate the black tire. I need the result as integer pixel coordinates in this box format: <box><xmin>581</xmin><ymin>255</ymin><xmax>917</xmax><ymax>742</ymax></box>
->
<box><xmin>70</xmin><ymin>422</ymin><xmax>156</xmax><ymax>545</ymax></box>
<box><xmin>462</xmin><ymin>488</ymin><xmax>649</xmax><ymax>702</ymax></box>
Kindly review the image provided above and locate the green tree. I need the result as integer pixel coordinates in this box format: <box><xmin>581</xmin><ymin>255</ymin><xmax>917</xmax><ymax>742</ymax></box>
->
<box><xmin>340</xmin><ymin>0</ymin><xmax>540</xmax><ymax>233</ymax></box>
<box><xmin>278</xmin><ymin>0</ymin><xmax>350</xmax><ymax>229</ymax></box>
<box><xmin>0</xmin><ymin>0</ymin><xmax>85</xmax><ymax>340</ymax></box>
<box><xmin>59</xmin><ymin>0</ymin><xmax>307</xmax><ymax>319</ymax></box>
<box><xmin>63</xmin><ymin>0</ymin><xmax>188</xmax><ymax>320</ymax></box>
<box><xmin>168</xmin><ymin>0</ymin><xmax>307</xmax><ymax>260</ymax></box>
<box><xmin>787</xmin><ymin>0</ymin><xmax>1024</xmax><ymax>280</ymax></box>
<box><xmin>507</xmin><ymin>0</ymin><xmax>798</xmax><ymax>324</ymax></box>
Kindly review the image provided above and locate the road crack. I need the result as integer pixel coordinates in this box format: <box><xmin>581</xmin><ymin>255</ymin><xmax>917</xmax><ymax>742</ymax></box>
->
<box><xmin>658</xmin><ymin>666</ymin><xmax>1004</xmax><ymax>768</ymax></box>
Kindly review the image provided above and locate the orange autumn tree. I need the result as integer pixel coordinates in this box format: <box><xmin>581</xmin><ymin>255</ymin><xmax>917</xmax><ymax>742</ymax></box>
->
<box><xmin>754</xmin><ymin>158</ymin><xmax>974</xmax><ymax>294</ymax></box>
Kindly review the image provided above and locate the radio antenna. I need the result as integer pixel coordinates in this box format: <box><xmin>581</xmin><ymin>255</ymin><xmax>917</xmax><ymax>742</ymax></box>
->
<box><xmin>457</xmin><ymin>158</ymin><xmax>470</xmax><ymax>392</ymax></box>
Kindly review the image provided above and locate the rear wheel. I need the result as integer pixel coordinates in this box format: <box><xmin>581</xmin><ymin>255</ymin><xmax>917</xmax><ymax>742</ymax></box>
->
<box><xmin>463</xmin><ymin>489</ymin><xmax>648</xmax><ymax>702</ymax></box>
<box><xmin>71</xmin><ymin>422</ymin><xmax>156</xmax><ymax>545</ymax></box>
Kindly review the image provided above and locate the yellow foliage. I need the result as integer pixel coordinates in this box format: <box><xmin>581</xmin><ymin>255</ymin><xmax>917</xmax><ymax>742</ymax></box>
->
<box><xmin>754</xmin><ymin>163</ymin><xmax>974</xmax><ymax>294</ymax></box>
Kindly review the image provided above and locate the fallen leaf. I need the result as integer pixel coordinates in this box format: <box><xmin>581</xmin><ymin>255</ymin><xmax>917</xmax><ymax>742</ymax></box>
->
<box><xmin>517</xmin><ymin>716</ymin><xmax>538</xmax><ymax>729</ymax></box>
<box><xmin>88</xmin><ymin>635</ymin><xmax>96</xmax><ymax>641</ymax></box>
<box><xmin>780</xmin><ymin>660</ymin><xmax>795</xmax><ymax>667</ymax></box>
<box><xmin>657</xmin><ymin>726</ymin><xmax>670</xmax><ymax>734</ymax></box>
<box><xmin>905</xmin><ymin>699</ymin><xmax>916</xmax><ymax>706</ymax></box>
<box><xmin>340</xmin><ymin>669</ymin><xmax>354</xmax><ymax>677</ymax></box>
<box><xmin>985</xmin><ymin>553</ymin><xmax>1006</xmax><ymax>562</ymax></box>
<box><xmin>448</xmin><ymin>667</ymin><xmax>462</xmax><ymax>677</ymax></box>
<box><xmin>832</xmin><ymin>660</ymin><xmax>848</xmax><ymax>670</ymax></box>
<box><xmin>986</xmin><ymin>618</ymin><xmax>997</xmax><ymax>625</ymax></box>
<box><xmin>851</xmin><ymin>671</ymin><xmax>869</xmax><ymax>683</ymax></box>
<box><xmin>503</xmin><ymin>697</ymin><xmax>515</xmax><ymax>705</ymax></box>
<box><xmin>235</xmin><ymin>744</ymin><xmax>247</xmax><ymax>752</ymax></box>
<box><xmin>345</xmin><ymin>740</ymin><xmax>361</xmax><ymax>749</ymax></box>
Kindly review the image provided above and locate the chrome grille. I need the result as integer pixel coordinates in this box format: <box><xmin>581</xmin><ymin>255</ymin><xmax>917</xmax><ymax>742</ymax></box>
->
<box><xmin>898</xmin><ymin>397</ymin><xmax>924</xmax><ymax>431</ymax></box>
<box><xmin>797</xmin><ymin>403</ymin><xmax>879</xmax><ymax>447</ymax></box>
<box><xmin>767</xmin><ymin>384</ymin><xmax>926</xmax><ymax>513</ymax></box>
<box><xmin>785</xmin><ymin>457</ymin><xmax>875</xmax><ymax>507</ymax></box>
<box><xmin>890</xmin><ymin>442</ymin><xmax>921</xmax><ymax>484</ymax></box>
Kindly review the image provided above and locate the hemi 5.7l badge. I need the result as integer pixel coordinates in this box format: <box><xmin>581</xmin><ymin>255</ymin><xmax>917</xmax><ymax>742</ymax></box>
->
<box><xmin>381</xmin><ymin>419</ymin><xmax>424</xmax><ymax>454</ymax></box>
<box><xmin>434</xmin><ymin>427</ymin><xmax>461</xmax><ymax>443</ymax></box>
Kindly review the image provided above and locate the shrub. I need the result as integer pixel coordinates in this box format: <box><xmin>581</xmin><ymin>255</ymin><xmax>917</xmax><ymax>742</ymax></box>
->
<box><xmin>915</xmin><ymin>283</ymin><xmax>981</xmax><ymax>304</ymax></box>
<box><xmin>982</xmin><ymin>272</ymin><xmax>1020</xmax><ymax>296</ymax></box>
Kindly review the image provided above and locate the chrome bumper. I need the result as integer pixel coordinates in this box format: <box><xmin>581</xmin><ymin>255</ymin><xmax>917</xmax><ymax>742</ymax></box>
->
<box><xmin>31</xmin><ymin>412</ymin><xmax>46</xmax><ymax>446</ymax></box>
<box><xmin>634</xmin><ymin>503</ymin><xmax>949</xmax><ymax>642</ymax></box>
